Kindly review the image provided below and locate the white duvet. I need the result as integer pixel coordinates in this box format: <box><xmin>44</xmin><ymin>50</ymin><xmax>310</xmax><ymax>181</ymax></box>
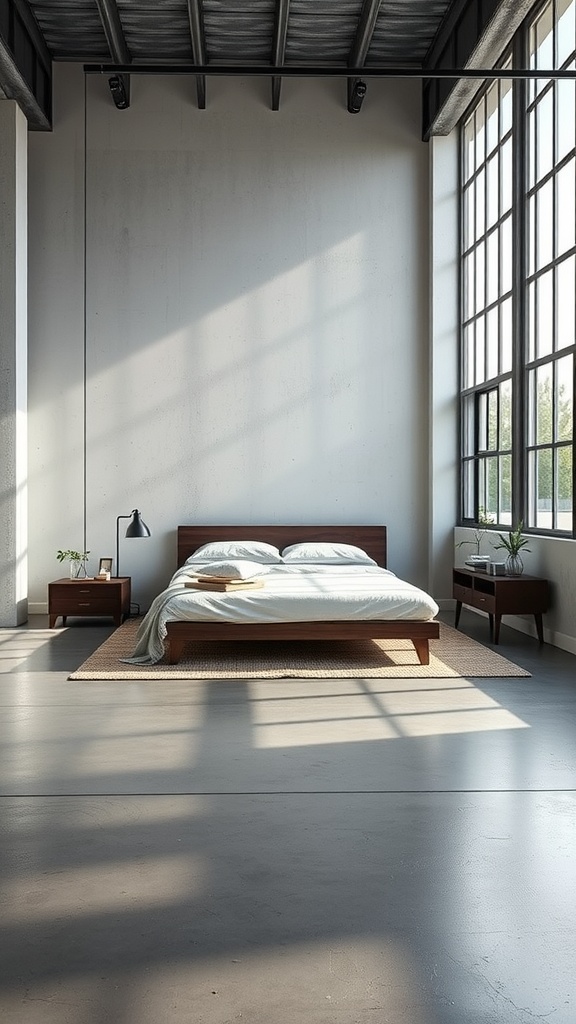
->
<box><xmin>125</xmin><ymin>563</ymin><xmax>439</xmax><ymax>664</ymax></box>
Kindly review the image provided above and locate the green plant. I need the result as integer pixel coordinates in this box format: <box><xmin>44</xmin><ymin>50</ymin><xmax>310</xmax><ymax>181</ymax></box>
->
<box><xmin>456</xmin><ymin>508</ymin><xmax>494</xmax><ymax>556</ymax></box>
<box><xmin>493</xmin><ymin>521</ymin><xmax>531</xmax><ymax>557</ymax></box>
<box><xmin>57</xmin><ymin>549</ymin><xmax>90</xmax><ymax>578</ymax></box>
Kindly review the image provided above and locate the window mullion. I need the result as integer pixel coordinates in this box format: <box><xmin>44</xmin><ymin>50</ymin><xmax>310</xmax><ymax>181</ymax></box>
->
<box><xmin>512</xmin><ymin>33</ymin><xmax>527</xmax><ymax>528</ymax></box>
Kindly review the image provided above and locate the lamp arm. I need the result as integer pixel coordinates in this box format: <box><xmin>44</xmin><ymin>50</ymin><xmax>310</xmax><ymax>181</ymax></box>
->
<box><xmin>115</xmin><ymin>513</ymin><xmax>134</xmax><ymax>578</ymax></box>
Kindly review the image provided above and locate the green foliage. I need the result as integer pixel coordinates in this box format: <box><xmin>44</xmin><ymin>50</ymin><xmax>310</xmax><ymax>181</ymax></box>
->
<box><xmin>480</xmin><ymin>375</ymin><xmax>572</xmax><ymax>522</ymax></box>
<box><xmin>493</xmin><ymin>521</ymin><xmax>531</xmax><ymax>557</ymax></box>
<box><xmin>456</xmin><ymin>507</ymin><xmax>494</xmax><ymax>555</ymax></box>
<box><xmin>57</xmin><ymin>549</ymin><xmax>90</xmax><ymax>578</ymax></box>
<box><xmin>57</xmin><ymin>549</ymin><xmax>90</xmax><ymax>563</ymax></box>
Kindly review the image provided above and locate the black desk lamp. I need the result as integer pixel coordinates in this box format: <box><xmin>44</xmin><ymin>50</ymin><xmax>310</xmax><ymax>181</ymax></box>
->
<box><xmin>115</xmin><ymin>509</ymin><xmax>151</xmax><ymax>577</ymax></box>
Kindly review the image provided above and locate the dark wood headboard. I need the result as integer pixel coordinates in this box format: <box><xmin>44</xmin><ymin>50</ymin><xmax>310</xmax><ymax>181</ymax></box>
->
<box><xmin>177</xmin><ymin>525</ymin><xmax>387</xmax><ymax>568</ymax></box>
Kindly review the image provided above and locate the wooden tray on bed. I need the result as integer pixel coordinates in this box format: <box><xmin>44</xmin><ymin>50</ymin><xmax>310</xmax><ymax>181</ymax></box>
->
<box><xmin>163</xmin><ymin>526</ymin><xmax>439</xmax><ymax>666</ymax></box>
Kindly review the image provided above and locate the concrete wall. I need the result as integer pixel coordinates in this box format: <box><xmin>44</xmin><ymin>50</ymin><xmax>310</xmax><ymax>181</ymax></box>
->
<box><xmin>0</xmin><ymin>100</ymin><xmax>28</xmax><ymax>626</ymax></box>
<box><xmin>28</xmin><ymin>65</ymin><xmax>432</xmax><ymax>610</ymax></box>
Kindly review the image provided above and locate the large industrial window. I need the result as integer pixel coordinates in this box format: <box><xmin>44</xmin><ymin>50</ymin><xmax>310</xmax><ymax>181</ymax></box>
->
<box><xmin>459</xmin><ymin>0</ymin><xmax>575</xmax><ymax>537</ymax></box>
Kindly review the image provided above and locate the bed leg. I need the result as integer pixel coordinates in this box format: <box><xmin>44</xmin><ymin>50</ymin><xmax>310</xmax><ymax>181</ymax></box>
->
<box><xmin>413</xmin><ymin>639</ymin><xmax>430</xmax><ymax>665</ymax></box>
<box><xmin>168</xmin><ymin>639</ymin><xmax>186</xmax><ymax>665</ymax></box>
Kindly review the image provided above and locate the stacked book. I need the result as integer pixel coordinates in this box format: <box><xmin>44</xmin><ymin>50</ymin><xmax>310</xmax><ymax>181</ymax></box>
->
<box><xmin>185</xmin><ymin>576</ymin><xmax>265</xmax><ymax>592</ymax></box>
<box><xmin>464</xmin><ymin>558</ymin><xmax>491</xmax><ymax>572</ymax></box>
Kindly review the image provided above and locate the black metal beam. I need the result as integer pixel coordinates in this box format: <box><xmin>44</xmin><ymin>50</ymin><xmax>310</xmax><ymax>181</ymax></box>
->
<box><xmin>347</xmin><ymin>0</ymin><xmax>382</xmax><ymax>113</ymax></box>
<box><xmin>422</xmin><ymin>0</ymin><xmax>536</xmax><ymax>138</ymax></box>
<box><xmin>12</xmin><ymin>0</ymin><xmax>51</xmax><ymax>74</ymax></box>
<box><xmin>348</xmin><ymin>0</ymin><xmax>382</xmax><ymax>67</ymax></box>
<box><xmin>95</xmin><ymin>0</ymin><xmax>131</xmax><ymax>108</ymax></box>
<box><xmin>271</xmin><ymin>0</ymin><xmax>290</xmax><ymax>110</ymax></box>
<box><xmin>186</xmin><ymin>0</ymin><xmax>207</xmax><ymax>109</ymax></box>
<box><xmin>0</xmin><ymin>0</ymin><xmax>52</xmax><ymax>129</ymax></box>
<box><xmin>84</xmin><ymin>63</ymin><xmax>576</xmax><ymax>80</ymax></box>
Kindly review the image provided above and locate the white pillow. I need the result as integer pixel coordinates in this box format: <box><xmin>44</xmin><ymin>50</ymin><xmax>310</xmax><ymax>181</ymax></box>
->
<box><xmin>186</xmin><ymin>540</ymin><xmax>282</xmax><ymax>564</ymax></box>
<box><xmin>281</xmin><ymin>541</ymin><xmax>377</xmax><ymax>565</ymax></box>
<box><xmin>190</xmin><ymin>559</ymin><xmax>271</xmax><ymax>580</ymax></box>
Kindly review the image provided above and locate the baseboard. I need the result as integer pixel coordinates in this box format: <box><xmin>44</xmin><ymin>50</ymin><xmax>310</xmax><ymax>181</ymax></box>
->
<box><xmin>29</xmin><ymin>602</ymin><xmax>48</xmax><ymax>615</ymax></box>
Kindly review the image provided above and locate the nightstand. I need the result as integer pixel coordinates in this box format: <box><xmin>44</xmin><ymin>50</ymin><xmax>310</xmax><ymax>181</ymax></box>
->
<box><xmin>453</xmin><ymin>567</ymin><xmax>549</xmax><ymax>644</ymax></box>
<box><xmin>48</xmin><ymin>577</ymin><xmax>131</xmax><ymax>628</ymax></box>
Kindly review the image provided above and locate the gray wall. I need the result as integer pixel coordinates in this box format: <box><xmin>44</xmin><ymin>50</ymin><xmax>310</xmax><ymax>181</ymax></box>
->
<box><xmin>0</xmin><ymin>100</ymin><xmax>28</xmax><ymax>626</ymax></box>
<box><xmin>28</xmin><ymin>65</ymin><xmax>432</xmax><ymax>610</ymax></box>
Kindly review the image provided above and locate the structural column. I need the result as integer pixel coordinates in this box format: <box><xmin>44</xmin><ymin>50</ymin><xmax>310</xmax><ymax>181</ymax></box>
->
<box><xmin>0</xmin><ymin>100</ymin><xmax>28</xmax><ymax>625</ymax></box>
<box><xmin>428</xmin><ymin>133</ymin><xmax>459</xmax><ymax>607</ymax></box>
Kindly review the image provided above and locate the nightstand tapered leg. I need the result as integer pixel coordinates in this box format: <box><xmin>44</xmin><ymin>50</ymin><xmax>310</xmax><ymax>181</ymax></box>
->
<box><xmin>454</xmin><ymin>601</ymin><xmax>462</xmax><ymax>629</ymax></box>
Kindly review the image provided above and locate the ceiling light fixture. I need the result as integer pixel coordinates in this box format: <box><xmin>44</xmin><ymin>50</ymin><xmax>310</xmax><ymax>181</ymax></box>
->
<box><xmin>108</xmin><ymin>75</ymin><xmax>129</xmax><ymax>109</ymax></box>
<box><xmin>347</xmin><ymin>78</ymin><xmax>367</xmax><ymax>113</ymax></box>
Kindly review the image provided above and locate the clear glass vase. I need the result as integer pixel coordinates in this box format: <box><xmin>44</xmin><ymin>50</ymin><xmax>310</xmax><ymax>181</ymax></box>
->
<box><xmin>506</xmin><ymin>553</ymin><xmax>524</xmax><ymax>576</ymax></box>
<box><xmin>69</xmin><ymin>559</ymin><xmax>87</xmax><ymax>578</ymax></box>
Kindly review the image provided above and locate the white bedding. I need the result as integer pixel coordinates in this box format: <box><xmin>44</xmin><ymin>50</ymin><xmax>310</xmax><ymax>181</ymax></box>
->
<box><xmin>125</xmin><ymin>563</ymin><xmax>439</xmax><ymax>664</ymax></box>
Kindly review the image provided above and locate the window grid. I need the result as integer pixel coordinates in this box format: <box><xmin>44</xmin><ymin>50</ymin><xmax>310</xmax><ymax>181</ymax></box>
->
<box><xmin>459</xmin><ymin>0</ymin><xmax>576</xmax><ymax>538</ymax></box>
<box><xmin>524</xmin><ymin>0</ymin><xmax>575</xmax><ymax>532</ymax></box>
<box><xmin>460</xmin><ymin>63</ymin><xmax>514</xmax><ymax>528</ymax></box>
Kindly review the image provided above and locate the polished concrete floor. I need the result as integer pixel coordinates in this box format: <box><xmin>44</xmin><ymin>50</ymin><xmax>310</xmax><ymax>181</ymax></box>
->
<box><xmin>0</xmin><ymin>610</ymin><xmax>575</xmax><ymax>1024</ymax></box>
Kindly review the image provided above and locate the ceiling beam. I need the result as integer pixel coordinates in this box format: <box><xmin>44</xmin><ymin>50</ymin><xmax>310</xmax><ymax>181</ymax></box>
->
<box><xmin>348</xmin><ymin>0</ymin><xmax>382</xmax><ymax>67</ymax></box>
<box><xmin>347</xmin><ymin>0</ymin><xmax>382</xmax><ymax>113</ymax></box>
<box><xmin>271</xmin><ymin>0</ymin><xmax>290</xmax><ymax>110</ymax></box>
<box><xmin>84</xmin><ymin>63</ymin><xmax>576</xmax><ymax>80</ymax></box>
<box><xmin>0</xmin><ymin>36</ymin><xmax>51</xmax><ymax>129</ymax></box>
<box><xmin>12</xmin><ymin>0</ymin><xmax>52</xmax><ymax>75</ymax></box>
<box><xmin>95</xmin><ymin>0</ymin><xmax>131</xmax><ymax>108</ymax></box>
<box><xmin>423</xmin><ymin>0</ymin><xmax>537</xmax><ymax>137</ymax></box>
<box><xmin>0</xmin><ymin>0</ymin><xmax>52</xmax><ymax>129</ymax></box>
<box><xmin>186</xmin><ymin>0</ymin><xmax>207</xmax><ymax>109</ymax></box>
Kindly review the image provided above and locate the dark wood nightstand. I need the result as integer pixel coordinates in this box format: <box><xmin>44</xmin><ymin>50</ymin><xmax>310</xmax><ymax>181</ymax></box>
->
<box><xmin>48</xmin><ymin>577</ymin><xmax>131</xmax><ymax>628</ymax></box>
<box><xmin>453</xmin><ymin>567</ymin><xmax>549</xmax><ymax>644</ymax></box>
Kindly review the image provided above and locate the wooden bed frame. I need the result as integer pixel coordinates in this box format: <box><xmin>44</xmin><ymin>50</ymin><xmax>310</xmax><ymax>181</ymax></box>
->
<box><xmin>163</xmin><ymin>525</ymin><xmax>439</xmax><ymax>666</ymax></box>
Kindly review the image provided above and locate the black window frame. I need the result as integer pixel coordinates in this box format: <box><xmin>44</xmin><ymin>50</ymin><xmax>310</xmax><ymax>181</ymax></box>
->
<box><xmin>458</xmin><ymin>0</ymin><xmax>576</xmax><ymax>540</ymax></box>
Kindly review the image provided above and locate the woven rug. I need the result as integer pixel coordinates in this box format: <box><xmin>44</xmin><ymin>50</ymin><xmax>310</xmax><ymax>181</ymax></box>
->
<box><xmin>69</xmin><ymin>618</ymin><xmax>530</xmax><ymax>680</ymax></box>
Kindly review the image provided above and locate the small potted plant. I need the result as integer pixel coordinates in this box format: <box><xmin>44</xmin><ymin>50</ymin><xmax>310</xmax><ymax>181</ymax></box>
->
<box><xmin>57</xmin><ymin>549</ymin><xmax>90</xmax><ymax>579</ymax></box>
<box><xmin>492</xmin><ymin>521</ymin><xmax>531</xmax><ymax>576</ymax></box>
<box><xmin>456</xmin><ymin>507</ymin><xmax>493</xmax><ymax>562</ymax></box>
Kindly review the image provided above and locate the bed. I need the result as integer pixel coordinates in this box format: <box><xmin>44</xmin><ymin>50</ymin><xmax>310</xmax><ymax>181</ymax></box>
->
<box><xmin>126</xmin><ymin>525</ymin><xmax>439</xmax><ymax>667</ymax></box>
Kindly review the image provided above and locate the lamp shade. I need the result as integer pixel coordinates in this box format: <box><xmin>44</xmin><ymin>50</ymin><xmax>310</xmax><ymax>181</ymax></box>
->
<box><xmin>125</xmin><ymin>510</ymin><xmax>151</xmax><ymax>539</ymax></box>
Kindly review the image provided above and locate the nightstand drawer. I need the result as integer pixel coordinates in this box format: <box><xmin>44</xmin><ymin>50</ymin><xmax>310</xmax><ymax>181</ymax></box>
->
<box><xmin>50</xmin><ymin>593</ymin><xmax>120</xmax><ymax>613</ymax></box>
<box><xmin>453</xmin><ymin>583</ymin><xmax>473</xmax><ymax>604</ymax></box>
<box><xmin>48</xmin><ymin>578</ymin><xmax>131</xmax><ymax>627</ymax></box>
<box><xmin>472</xmin><ymin>592</ymin><xmax>496</xmax><ymax>613</ymax></box>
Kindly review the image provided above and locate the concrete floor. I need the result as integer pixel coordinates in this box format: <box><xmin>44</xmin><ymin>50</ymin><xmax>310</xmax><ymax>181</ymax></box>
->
<box><xmin>0</xmin><ymin>611</ymin><xmax>575</xmax><ymax>1024</ymax></box>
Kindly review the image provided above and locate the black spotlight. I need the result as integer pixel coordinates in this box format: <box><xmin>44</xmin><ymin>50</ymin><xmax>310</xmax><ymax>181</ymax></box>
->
<box><xmin>108</xmin><ymin>75</ymin><xmax>129</xmax><ymax>110</ymax></box>
<box><xmin>347</xmin><ymin>79</ymin><xmax>367</xmax><ymax>114</ymax></box>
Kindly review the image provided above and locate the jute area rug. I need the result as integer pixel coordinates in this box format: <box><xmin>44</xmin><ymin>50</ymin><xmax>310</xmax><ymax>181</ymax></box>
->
<box><xmin>69</xmin><ymin>618</ymin><xmax>530</xmax><ymax>680</ymax></box>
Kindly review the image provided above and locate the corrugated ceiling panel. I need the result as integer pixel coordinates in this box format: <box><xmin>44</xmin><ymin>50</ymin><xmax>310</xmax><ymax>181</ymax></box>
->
<box><xmin>25</xmin><ymin>0</ymin><xmax>458</xmax><ymax>67</ymax></box>
<box><xmin>29</xmin><ymin>0</ymin><xmax>108</xmax><ymax>59</ymax></box>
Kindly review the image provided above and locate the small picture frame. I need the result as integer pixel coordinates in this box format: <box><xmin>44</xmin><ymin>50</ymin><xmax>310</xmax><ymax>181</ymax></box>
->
<box><xmin>98</xmin><ymin>557</ymin><xmax>113</xmax><ymax>575</ymax></box>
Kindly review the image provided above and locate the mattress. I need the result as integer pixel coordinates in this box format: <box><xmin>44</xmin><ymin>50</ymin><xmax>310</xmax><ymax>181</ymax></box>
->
<box><xmin>125</xmin><ymin>563</ymin><xmax>440</xmax><ymax>664</ymax></box>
